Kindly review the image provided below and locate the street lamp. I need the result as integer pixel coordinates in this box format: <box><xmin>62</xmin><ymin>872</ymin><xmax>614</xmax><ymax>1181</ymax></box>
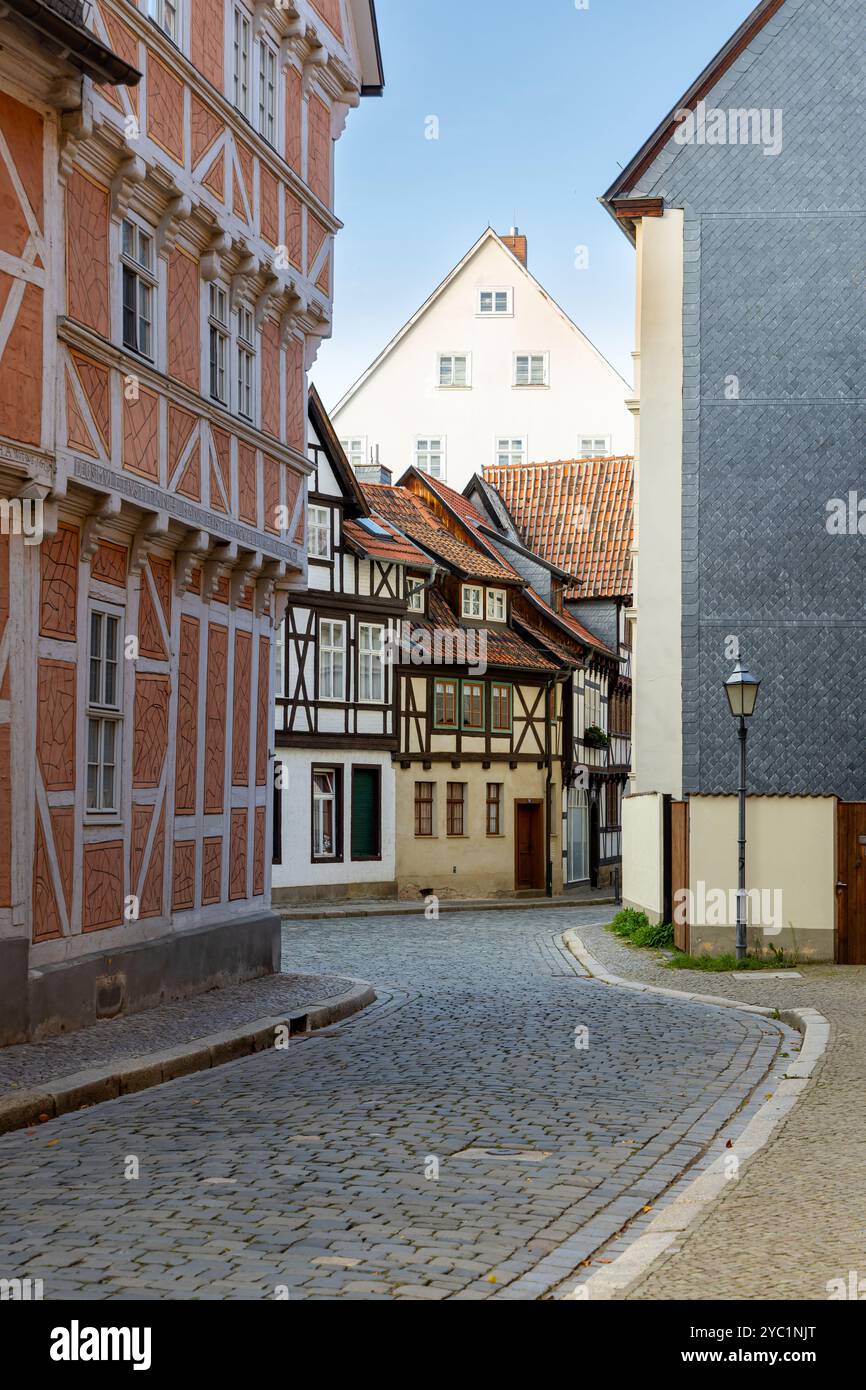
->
<box><xmin>724</xmin><ymin>659</ymin><xmax>762</xmax><ymax>961</ymax></box>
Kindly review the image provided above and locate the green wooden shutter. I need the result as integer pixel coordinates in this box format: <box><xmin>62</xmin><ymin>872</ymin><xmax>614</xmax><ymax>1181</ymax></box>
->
<box><xmin>351</xmin><ymin>770</ymin><xmax>380</xmax><ymax>858</ymax></box>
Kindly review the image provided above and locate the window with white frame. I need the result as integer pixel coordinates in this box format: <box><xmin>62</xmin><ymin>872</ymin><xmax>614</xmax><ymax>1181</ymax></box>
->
<box><xmin>340</xmin><ymin>438</ymin><xmax>366</xmax><ymax>471</ymax></box>
<box><xmin>359</xmin><ymin>623</ymin><xmax>385</xmax><ymax>703</ymax></box>
<box><xmin>257</xmin><ymin>37</ymin><xmax>277</xmax><ymax>144</ymax></box>
<box><xmin>514</xmin><ymin>352</ymin><xmax>548</xmax><ymax>387</ymax></box>
<box><xmin>584</xmin><ymin>680</ymin><xmax>602</xmax><ymax>733</ymax></box>
<box><xmin>496</xmin><ymin>436</ymin><xmax>526</xmax><ymax>468</ymax></box>
<box><xmin>308</xmin><ymin>505</ymin><xmax>331</xmax><ymax>560</ymax></box>
<box><xmin>486</xmin><ymin>588</ymin><xmax>506</xmax><ymax>623</ymax></box>
<box><xmin>312</xmin><ymin>768</ymin><xmax>339</xmax><ymax>859</ymax></box>
<box><xmin>318</xmin><ymin>619</ymin><xmax>346</xmax><ymax>701</ymax></box>
<box><xmin>86</xmin><ymin>606</ymin><xmax>123</xmax><ymax>815</ymax></box>
<box><xmin>121</xmin><ymin>218</ymin><xmax>155</xmax><ymax>360</ymax></box>
<box><xmin>236</xmin><ymin>304</ymin><xmax>256</xmax><ymax>421</ymax></box>
<box><xmin>462</xmin><ymin>585</ymin><xmax>483</xmax><ymax>620</ymax></box>
<box><xmin>579</xmin><ymin>436</ymin><xmax>611</xmax><ymax>458</ymax></box>
<box><xmin>149</xmin><ymin>0</ymin><xmax>179</xmax><ymax>41</ymax></box>
<box><xmin>208</xmin><ymin>283</ymin><xmax>229</xmax><ymax>404</ymax></box>
<box><xmin>407</xmin><ymin>578</ymin><xmax>426</xmax><ymax>613</ymax></box>
<box><xmin>233</xmin><ymin>6</ymin><xmax>252</xmax><ymax>117</ymax></box>
<box><xmin>438</xmin><ymin>353</ymin><xmax>470</xmax><ymax>388</ymax></box>
<box><xmin>415</xmin><ymin>437</ymin><xmax>445</xmax><ymax>479</ymax></box>
<box><xmin>477</xmin><ymin>287</ymin><xmax>512</xmax><ymax>316</ymax></box>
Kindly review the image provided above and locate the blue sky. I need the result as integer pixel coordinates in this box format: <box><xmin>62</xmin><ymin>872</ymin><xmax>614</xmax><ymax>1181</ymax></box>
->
<box><xmin>313</xmin><ymin>0</ymin><xmax>758</xmax><ymax>410</ymax></box>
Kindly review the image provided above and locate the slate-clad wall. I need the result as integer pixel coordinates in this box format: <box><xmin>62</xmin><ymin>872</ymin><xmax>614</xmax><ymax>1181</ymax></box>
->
<box><xmin>633</xmin><ymin>0</ymin><xmax>866</xmax><ymax>797</ymax></box>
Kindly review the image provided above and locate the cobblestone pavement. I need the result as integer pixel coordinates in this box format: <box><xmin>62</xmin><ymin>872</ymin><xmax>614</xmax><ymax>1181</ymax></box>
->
<box><xmin>572</xmin><ymin>920</ymin><xmax>864</xmax><ymax>1302</ymax></box>
<box><xmin>0</xmin><ymin>973</ymin><xmax>355</xmax><ymax>1091</ymax></box>
<box><xmin>0</xmin><ymin>909</ymin><xmax>786</xmax><ymax>1300</ymax></box>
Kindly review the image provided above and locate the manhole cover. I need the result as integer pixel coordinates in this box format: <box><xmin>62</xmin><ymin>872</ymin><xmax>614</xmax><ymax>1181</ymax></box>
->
<box><xmin>454</xmin><ymin>1146</ymin><xmax>553</xmax><ymax>1163</ymax></box>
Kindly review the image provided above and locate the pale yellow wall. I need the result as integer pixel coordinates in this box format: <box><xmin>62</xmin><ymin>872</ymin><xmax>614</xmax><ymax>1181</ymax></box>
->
<box><xmin>622</xmin><ymin>792</ymin><xmax>664</xmax><ymax>921</ymax></box>
<box><xmin>688</xmin><ymin>796</ymin><xmax>836</xmax><ymax>958</ymax></box>
<box><xmin>631</xmin><ymin>210</ymin><xmax>684</xmax><ymax>798</ymax></box>
<box><xmin>395</xmin><ymin>763</ymin><xmax>558</xmax><ymax>899</ymax></box>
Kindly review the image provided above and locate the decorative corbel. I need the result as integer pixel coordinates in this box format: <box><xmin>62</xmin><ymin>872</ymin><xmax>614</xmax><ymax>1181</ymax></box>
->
<box><xmin>230</xmin><ymin>550</ymin><xmax>264</xmax><ymax>608</ymax></box>
<box><xmin>202</xmin><ymin>541</ymin><xmax>238</xmax><ymax>602</ymax></box>
<box><xmin>255</xmin><ymin>268</ymin><xmax>281</xmax><ymax>329</ymax></box>
<box><xmin>271</xmin><ymin>579</ymin><xmax>292</xmax><ymax>628</ymax></box>
<box><xmin>279</xmin><ymin>281</ymin><xmax>308</xmax><ymax>344</ymax></box>
<box><xmin>49</xmin><ymin>75</ymin><xmax>83</xmax><ymax>114</ymax></box>
<box><xmin>302</xmin><ymin>35</ymin><xmax>328</xmax><ymax>92</ymax></box>
<box><xmin>81</xmin><ymin>494</ymin><xmax>123</xmax><ymax>564</ymax></box>
<box><xmin>110</xmin><ymin>153</ymin><xmax>147</xmax><ymax>221</ymax></box>
<box><xmin>175</xmin><ymin>530</ymin><xmax>211</xmax><ymax>596</ymax></box>
<box><xmin>231</xmin><ymin>249</ymin><xmax>259</xmax><ymax>310</ymax></box>
<box><xmin>130</xmin><ymin>512</ymin><xmax>170</xmax><ymax>575</ymax></box>
<box><xmin>201</xmin><ymin>226</ymin><xmax>231</xmax><ymax>283</ymax></box>
<box><xmin>157</xmin><ymin>193</ymin><xmax>193</xmax><ymax>256</ymax></box>
<box><xmin>59</xmin><ymin>98</ymin><xmax>93</xmax><ymax>181</ymax></box>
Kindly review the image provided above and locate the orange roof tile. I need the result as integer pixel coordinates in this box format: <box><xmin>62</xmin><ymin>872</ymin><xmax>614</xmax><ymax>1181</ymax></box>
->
<box><xmin>342</xmin><ymin>516</ymin><xmax>433</xmax><ymax>569</ymax></box>
<box><xmin>483</xmin><ymin>458</ymin><xmax>634</xmax><ymax>599</ymax></box>
<box><xmin>363</xmin><ymin>483</ymin><xmax>519</xmax><ymax>583</ymax></box>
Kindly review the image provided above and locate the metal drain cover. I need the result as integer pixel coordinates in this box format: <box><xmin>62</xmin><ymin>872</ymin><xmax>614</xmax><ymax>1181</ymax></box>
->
<box><xmin>454</xmin><ymin>1146</ymin><xmax>553</xmax><ymax>1163</ymax></box>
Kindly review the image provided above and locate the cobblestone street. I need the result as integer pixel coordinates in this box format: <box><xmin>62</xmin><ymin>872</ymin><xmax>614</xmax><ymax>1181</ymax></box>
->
<box><xmin>0</xmin><ymin>909</ymin><xmax>786</xmax><ymax>1300</ymax></box>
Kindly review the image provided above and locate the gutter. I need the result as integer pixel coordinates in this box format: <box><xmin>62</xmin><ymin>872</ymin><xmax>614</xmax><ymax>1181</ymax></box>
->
<box><xmin>4</xmin><ymin>0</ymin><xmax>141</xmax><ymax>86</ymax></box>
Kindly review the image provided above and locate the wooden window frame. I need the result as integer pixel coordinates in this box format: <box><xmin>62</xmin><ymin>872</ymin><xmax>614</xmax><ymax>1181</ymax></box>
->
<box><xmin>437</xmin><ymin>352</ymin><xmax>471</xmax><ymax>389</ymax></box>
<box><xmin>461</xmin><ymin>584</ymin><xmax>483</xmax><ymax>620</ymax></box>
<box><xmin>486</xmin><ymin>588</ymin><xmax>507</xmax><ymax>623</ymax></box>
<box><xmin>433</xmin><ymin>678</ymin><xmax>458</xmax><ymax>730</ymax></box>
<box><xmin>415</xmin><ymin>436</ymin><xmax>446</xmax><ymax>479</ymax></box>
<box><xmin>491</xmin><ymin>682</ymin><xmax>513</xmax><ymax>734</ymax></box>
<box><xmin>446</xmin><ymin>782</ymin><xmax>466</xmax><ymax>838</ymax></box>
<box><xmin>86</xmin><ymin>602</ymin><xmax>124</xmax><ymax>818</ymax></box>
<box><xmin>477</xmin><ymin>287</ymin><xmax>513</xmax><ymax>317</ymax></box>
<box><xmin>513</xmin><ymin>351</ymin><xmax>549</xmax><ymax>388</ymax></box>
<box><xmin>318</xmin><ymin>618</ymin><xmax>347</xmax><ymax>702</ymax></box>
<box><xmin>486</xmin><ymin>782</ymin><xmax>503</xmax><ymax>837</ymax></box>
<box><xmin>461</xmin><ymin>679</ymin><xmax>485</xmax><ymax>732</ymax></box>
<box><xmin>414</xmin><ymin>781</ymin><xmax>435</xmax><ymax>838</ymax></box>
<box><xmin>358</xmin><ymin>622</ymin><xmax>385</xmax><ymax>705</ymax></box>
<box><xmin>308</xmin><ymin>504</ymin><xmax>331</xmax><ymax>560</ymax></box>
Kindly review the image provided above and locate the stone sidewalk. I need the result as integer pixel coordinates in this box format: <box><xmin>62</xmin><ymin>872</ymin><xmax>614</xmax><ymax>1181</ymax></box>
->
<box><xmin>570</xmin><ymin>919</ymin><xmax>863</xmax><ymax>1302</ymax></box>
<box><xmin>0</xmin><ymin>971</ymin><xmax>371</xmax><ymax>1133</ymax></box>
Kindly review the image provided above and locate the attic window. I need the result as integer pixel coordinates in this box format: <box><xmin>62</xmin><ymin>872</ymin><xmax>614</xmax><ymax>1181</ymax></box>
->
<box><xmin>357</xmin><ymin>518</ymin><xmax>392</xmax><ymax>539</ymax></box>
<box><xmin>462</xmin><ymin>585</ymin><xmax>483</xmax><ymax>620</ymax></box>
<box><xmin>438</xmin><ymin>354</ymin><xmax>471</xmax><ymax>388</ymax></box>
<box><xmin>579</xmin><ymin>436</ymin><xmax>611</xmax><ymax>458</ymax></box>
<box><xmin>478</xmin><ymin>288</ymin><xmax>513</xmax><ymax>317</ymax></box>
<box><xmin>486</xmin><ymin>588</ymin><xmax>507</xmax><ymax>623</ymax></box>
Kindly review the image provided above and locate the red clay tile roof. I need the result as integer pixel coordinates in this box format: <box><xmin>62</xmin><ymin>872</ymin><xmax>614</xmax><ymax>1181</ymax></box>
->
<box><xmin>407</xmin><ymin>590</ymin><xmax>556</xmax><ymax>672</ymax></box>
<box><xmin>483</xmin><ymin>458</ymin><xmax>634</xmax><ymax>599</ymax></box>
<box><xmin>523</xmin><ymin>587</ymin><xmax>615</xmax><ymax>658</ymax></box>
<box><xmin>363</xmin><ymin>483</ymin><xmax>519</xmax><ymax>583</ymax></box>
<box><xmin>406</xmin><ymin>470</ymin><xmax>523</xmax><ymax>577</ymax></box>
<box><xmin>342</xmin><ymin>516</ymin><xmax>433</xmax><ymax>569</ymax></box>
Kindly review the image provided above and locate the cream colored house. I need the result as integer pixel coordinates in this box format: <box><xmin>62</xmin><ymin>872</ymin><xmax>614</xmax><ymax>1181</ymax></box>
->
<box><xmin>603</xmin><ymin>0</ymin><xmax>863</xmax><ymax>962</ymax></box>
<box><xmin>331</xmin><ymin>229</ymin><xmax>634</xmax><ymax>492</ymax></box>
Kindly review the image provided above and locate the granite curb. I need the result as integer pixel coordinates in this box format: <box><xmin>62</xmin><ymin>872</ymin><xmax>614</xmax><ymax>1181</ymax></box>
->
<box><xmin>281</xmin><ymin>895</ymin><xmax>617</xmax><ymax>921</ymax></box>
<box><xmin>559</xmin><ymin>931</ymin><xmax>830</xmax><ymax>1300</ymax></box>
<box><xmin>0</xmin><ymin>979</ymin><xmax>376</xmax><ymax>1137</ymax></box>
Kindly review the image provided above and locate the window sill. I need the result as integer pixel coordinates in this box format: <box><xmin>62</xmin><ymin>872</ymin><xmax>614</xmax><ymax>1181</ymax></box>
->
<box><xmin>84</xmin><ymin>815</ymin><xmax>122</xmax><ymax>828</ymax></box>
<box><xmin>512</xmin><ymin>384</ymin><xmax>550</xmax><ymax>390</ymax></box>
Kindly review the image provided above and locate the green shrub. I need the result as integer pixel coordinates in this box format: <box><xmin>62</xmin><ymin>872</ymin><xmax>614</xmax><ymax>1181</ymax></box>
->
<box><xmin>609</xmin><ymin>908</ymin><xmax>650</xmax><ymax>938</ymax></box>
<box><xmin>631</xmin><ymin>920</ymin><xmax>675</xmax><ymax>949</ymax></box>
<box><xmin>666</xmin><ymin>951</ymin><xmax>801</xmax><ymax>972</ymax></box>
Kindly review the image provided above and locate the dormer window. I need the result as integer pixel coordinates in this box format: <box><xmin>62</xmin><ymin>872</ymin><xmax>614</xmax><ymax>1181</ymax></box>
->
<box><xmin>486</xmin><ymin>589</ymin><xmax>506</xmax><ymax>623</ymax></box>
<box><xmin>477</xmin><ymin>288</ymin><xmax>513</xmax><ymax>317</ymax></box>
<box><xmin>407</xmin><ymin>579</ymin><xmax>426</xmax><ymax>613</ymax></box>
<box><xmin>461</xmin><ymin>585</ymin><xmax>483</xmax><ymax>620</ymax></box>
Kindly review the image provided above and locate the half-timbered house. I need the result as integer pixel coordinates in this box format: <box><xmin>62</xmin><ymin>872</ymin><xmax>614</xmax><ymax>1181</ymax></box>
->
<box><xmin>273</xmin><ymin>390</ymin><xmax>431</xmax><ymax>903</ymax></box>
<box><xmin>364</xmin><ymin>472</ymin><xmax>614</xmax><ymax>900</ymax></box>
<box><xmin>0</xmin><ymin>0</ymin><xmax>383</xmax><ymax>1042</ymax></box>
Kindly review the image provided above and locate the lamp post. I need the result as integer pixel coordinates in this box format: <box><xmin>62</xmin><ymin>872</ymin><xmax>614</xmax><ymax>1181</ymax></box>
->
<box><xmin>724</xmin><ymin>659</ymin><xmax>762</xmax><ymax>961</ymax></box>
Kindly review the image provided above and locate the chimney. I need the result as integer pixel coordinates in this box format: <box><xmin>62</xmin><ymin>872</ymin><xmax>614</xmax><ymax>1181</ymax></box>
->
<box><xmin>501</xmin><ymin>226</ymin><xmax>528</xmax><ymax>267</ymax></box>
<box><xmin>354</xmin><ymin>462</ymin><xmax>393</xmax><ymax>486</ymax></box>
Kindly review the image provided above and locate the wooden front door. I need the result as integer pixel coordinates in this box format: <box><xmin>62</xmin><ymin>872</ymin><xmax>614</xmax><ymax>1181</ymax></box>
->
<box><xmin>515</xmin><ymin>801</ymin><xmax>543</xmax><ymax>892</ymax></box>
<box><xmin>671</xmin><ymin>800</ymin><xmax>690</xmax><ymax>953</ymax></box>
<box><xmin>836</xmin><ymin>803</ymin><xmax>866</xmax><ymax>964</ymax></box>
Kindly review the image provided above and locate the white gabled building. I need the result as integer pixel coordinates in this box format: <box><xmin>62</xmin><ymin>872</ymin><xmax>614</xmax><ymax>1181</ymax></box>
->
<box><xmin>331</xmin><ymin>228</ymin><xmax>634</xmax><ymax>492</ymax></box>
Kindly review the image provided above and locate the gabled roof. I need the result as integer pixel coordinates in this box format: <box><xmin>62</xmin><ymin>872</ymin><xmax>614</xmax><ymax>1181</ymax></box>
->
<box><xmin>349</xmin><ymin>0</ymin><xmax>385</xmax><ymax>96</ymax></box>
<box><xmin>483</xmin><ymin>458</ymin><xmax>634</xmax><ymax>601</ymax></box>
<box><xmin>400</xmin><ymin>468</ymin><xmax>523</xmax><ymax>578</ymax></box>
<box><xmin>411</xmin><ymin>592</ymin><xmax>558</xmax><ymax>674</ymax></box>
<box><xmin>332</xmin><ymin>228</ymin><xmax>630</xmax><ymax>414</ymax></box>
<box><xmin>342</xmin><ymin>515</ymin><xmax>433</xmax><ymax>570</ymax></box>
<box><xmin>362</xmin><ymin>483</ymin><xmax>520</xmax><ymax>583</ymax></box>
<box><xmin>602</xmin><ymin>0</ymin><xmax>789</xmax><ymax>238</ymax></box>
<box><xmin>308</xmin><ymin>385</ymin><xmax>369</xmax><ymax>516</ymax></box>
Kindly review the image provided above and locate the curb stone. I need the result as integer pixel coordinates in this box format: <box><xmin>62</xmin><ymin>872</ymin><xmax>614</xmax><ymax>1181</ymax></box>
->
<box><xmin>0</xmin><ymin>980</ymin><xmax>376</xmax><ymax>1137</ymax></box>
<box><xmin>281</xmin><ymin>896</ymin><xmax>617</xmax><ymax>922</ymax></box>
<box><xmin>559</xmin><ymin>931</ymin><xmax>830</xmax><ymax>1301</ymax></box>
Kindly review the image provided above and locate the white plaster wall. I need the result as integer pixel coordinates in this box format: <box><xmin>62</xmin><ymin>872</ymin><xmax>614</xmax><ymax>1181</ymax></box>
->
<box><xmin>622</xmin><ymin>792</ymin><xmax>664</xmax><ymax>920</ymax></box>
<box><xmin>333</xmin><ymin>236</ymin><xmax>634</xmax><ymax>491</ymax></box>
<box><xmin>272</xmin><ymin>749</ymin><xmax>396</xmax><ymax>889</ymax></box>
